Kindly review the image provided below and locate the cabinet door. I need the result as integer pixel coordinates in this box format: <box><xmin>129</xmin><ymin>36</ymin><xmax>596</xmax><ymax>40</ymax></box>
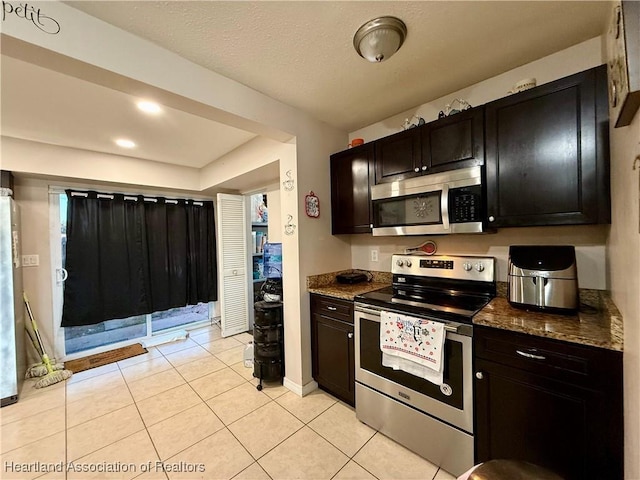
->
<box><xmin>421</xmin><ymin>107</ymin><xmax>484</xmax><ymax>174</ymax></box>
<box><xmin>330</xmin><ymin>144</ymin><xmax>374</xmax><ymax>234</ymax></box>
<box><xmin>374</xmin><ymin>128</ymin><xmax>421</xmax><ymax>184</ymax></box>
<box><xmin>311</xmin><ymin>313</ymin><xmax>355</xmax><ymax>406</ymax></box>
<box><xmin>475</xmin><ymin>358</ymin><xmax>621</xmax><ymax>480</ymax></box>
<box><xmin>474</xmin><ymin>325</ymin><xmax>623</xmax><ymax>480</ymax></box>
<box><xmin>485</xmin><ymin>65</ymin><xmax>609</xmax><ymax>227</ymax></box>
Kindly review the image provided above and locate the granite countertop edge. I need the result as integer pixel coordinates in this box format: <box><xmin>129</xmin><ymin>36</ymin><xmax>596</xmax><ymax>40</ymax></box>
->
<box><xmin>308</xmin><ymin>282</ymin><xmax>389</xmax><ymax>301</ymax></box>
<box><xmin>474</xmin><ymin>291</ymin><xmax>624</xmax><ymax>352</ymax></box>
<box><xmin>307</xmin><ymin>270</ymin><xmax>392</xmax><ymax>300</ymax></box>
<box><xmin>307</xmin><ymin>274</ymin><xmax>624</xmax><ymax>352</ymax></box>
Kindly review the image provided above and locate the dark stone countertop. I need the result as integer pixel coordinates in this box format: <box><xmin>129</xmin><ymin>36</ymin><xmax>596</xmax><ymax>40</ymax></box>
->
<box><xmin>307</xmin><ymin>270</ymin><xmax>391</xmax><ymax>301</ymax></box>
<box><xmin>308</xmin><ymin>282</ymin><xmax>390</xmax><ymax>301</ymax></box>
<box><xmin>474</xmin><ymin>292</ymin><xmax>623</xmax><ymax>352</ymax></box>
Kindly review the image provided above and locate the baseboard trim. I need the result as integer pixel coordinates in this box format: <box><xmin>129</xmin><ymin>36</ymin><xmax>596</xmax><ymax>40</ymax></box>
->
<box><xmin>283</xmin><ymin>377</ymin><xmax>318</xmax><ymax>397</ymax></box>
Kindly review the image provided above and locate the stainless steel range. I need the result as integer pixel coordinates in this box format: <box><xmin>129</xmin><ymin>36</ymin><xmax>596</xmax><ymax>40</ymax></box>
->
<box><xmin>354</xmin><ymin>254</ymin><xmax>495</xmax><ymax>476</ymax></box>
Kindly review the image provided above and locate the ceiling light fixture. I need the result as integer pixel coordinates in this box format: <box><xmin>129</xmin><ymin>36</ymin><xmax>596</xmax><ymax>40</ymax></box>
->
<box><xmin>115</xmin><ymin>139</ymin><xmax>136</xmax><ymax>148</ymax></box>
<box><xmin>137</xmin><ymin>101</ymin><xmax>161</xmax><ymax>114</ymax></box>
<box><xmin>353</xmin><ymin>16</ymin><xmax>407</xmax><ymax>63</ymax></box>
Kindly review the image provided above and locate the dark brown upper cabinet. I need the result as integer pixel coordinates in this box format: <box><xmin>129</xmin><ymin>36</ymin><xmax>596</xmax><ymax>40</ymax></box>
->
<box><xmin>374</xmin><ymin>107</ymin><xmax>484</xmax><ymax>184</ymax></box>
<box><xmin>330</xmin><ymin>143</ymin><xmax>374</xmax><ymax>234</ymax></box>
<box><xmin>374</xmin><ymin>127</ymin><xmax>421</xmax><ymax>184</ymax></box>
<box><xmin>485</xmin><ymin>65</ymin><xmax>610</xmax><ymax>227</ymax></box>
<box><xmin>421</xmin><ymin>106</ymin><xmax>485</xmax><ymax>174</ymax></box>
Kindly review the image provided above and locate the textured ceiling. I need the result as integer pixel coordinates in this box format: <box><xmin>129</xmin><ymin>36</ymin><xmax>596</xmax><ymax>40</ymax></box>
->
<box><xmin>66</xmin><ymin>1</ymin><xmax>610</xmax><ymax>132</ymax></box>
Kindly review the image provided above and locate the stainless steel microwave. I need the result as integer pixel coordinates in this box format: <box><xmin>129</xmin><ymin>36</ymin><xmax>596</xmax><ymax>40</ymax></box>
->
<box><xmin>371</xmin><ymin>166</ymin><xmax>484</xmax><ymax>236</ymax></box>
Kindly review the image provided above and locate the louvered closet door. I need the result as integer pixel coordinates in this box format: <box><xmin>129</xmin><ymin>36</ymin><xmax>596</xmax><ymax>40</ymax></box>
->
<box><xmin>216</xmin><ymin>194</ymin><xmax>250</xmax><ymax>337</ymax></box>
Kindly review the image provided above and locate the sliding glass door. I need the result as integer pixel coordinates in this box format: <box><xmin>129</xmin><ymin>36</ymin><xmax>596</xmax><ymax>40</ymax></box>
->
<box><xmin>52</xmin><ymin>191</ymin><xmax>213</xmax><ymax>359</ymax></box>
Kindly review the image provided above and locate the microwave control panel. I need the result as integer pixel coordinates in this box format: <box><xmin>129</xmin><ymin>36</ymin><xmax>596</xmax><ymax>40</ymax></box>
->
<box><xmin>450</xmin><ymin>186</ymin><xmax>482</xmax><ymax>223</ymax></box>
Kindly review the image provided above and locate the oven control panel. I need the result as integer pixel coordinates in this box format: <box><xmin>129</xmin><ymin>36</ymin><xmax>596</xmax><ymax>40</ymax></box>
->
<box><xmin>392</xmin><ymin>254</ymin><xmax>495</xmax><ymax>282</ymax></box>
<box><xmin>419</xmin><ymin>259</ymin><xmax>454</xmax><ymax>269</ymax></box>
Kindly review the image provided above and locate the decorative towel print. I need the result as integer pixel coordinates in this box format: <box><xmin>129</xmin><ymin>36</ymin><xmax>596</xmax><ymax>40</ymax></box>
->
<box><xmin>380</xmin><ymin>310</ymin><xmax>445</xmax><ymax>376</ymax></box>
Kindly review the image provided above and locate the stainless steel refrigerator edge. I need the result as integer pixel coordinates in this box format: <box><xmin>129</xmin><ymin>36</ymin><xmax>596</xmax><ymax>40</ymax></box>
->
<box><xmin>1</xmin><ymin>196</ymin><xmax>26</xmax><ymax>407</ymax></box>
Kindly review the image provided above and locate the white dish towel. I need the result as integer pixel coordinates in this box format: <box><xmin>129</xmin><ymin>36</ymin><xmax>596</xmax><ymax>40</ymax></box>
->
<box><xmin>380</xmin><ymin>310</ymin><xmax>445</xmax><ymax>385</ymax></box>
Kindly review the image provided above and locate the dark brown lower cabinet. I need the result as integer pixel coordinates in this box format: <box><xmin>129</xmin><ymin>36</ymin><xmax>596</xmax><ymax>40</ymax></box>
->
<box><xmin>474</xmin><ymin>326</ymin><xmax>623</xmax><ymax>480</ymax></box>
<box><xmin>310</xmin><ymin>294</ymin><xmax>355</xmax><ymax>406</ymax></box>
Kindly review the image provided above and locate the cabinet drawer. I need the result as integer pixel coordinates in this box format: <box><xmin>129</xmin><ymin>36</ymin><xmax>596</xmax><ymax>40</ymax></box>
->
<box><xmin>474</xmin><ymin>325</ymin><xmax>622</xmax><ymax>390</ymax></box>
<box><xmin>311</xmin><ymin>294</ymin><xmax>354</xmax><ymax>324</ymax></box>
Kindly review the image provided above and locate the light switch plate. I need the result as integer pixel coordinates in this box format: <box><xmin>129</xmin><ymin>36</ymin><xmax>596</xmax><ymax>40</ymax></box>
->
<box><xmin>21</xmin><ymin>254</ymin><xmax>39</xmax><ymax>267</ymax></box>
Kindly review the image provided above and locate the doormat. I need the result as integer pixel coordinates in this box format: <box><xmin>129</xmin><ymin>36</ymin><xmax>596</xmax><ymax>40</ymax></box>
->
<box><xmin>65</xmin><ymin>343</ymin><xmax>147</xmax><ymax>373</ymax></box>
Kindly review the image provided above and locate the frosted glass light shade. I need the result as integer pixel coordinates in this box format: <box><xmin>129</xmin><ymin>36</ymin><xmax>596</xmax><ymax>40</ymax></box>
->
<box><xmin>354</xmin><ymin>16</ymin><xmax>407</xmax><ymax>63</ymax></box>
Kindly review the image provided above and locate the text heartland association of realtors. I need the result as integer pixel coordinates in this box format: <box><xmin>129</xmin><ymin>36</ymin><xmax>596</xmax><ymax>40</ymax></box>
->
<box><xmin>3</xmin><ymin>461</ymin><xmax>206</xmax><ymax>474</ymax></box>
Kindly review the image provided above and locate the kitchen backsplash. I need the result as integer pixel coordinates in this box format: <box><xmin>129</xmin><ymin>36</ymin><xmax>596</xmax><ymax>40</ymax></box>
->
<box><xmin>349</xmin><ymin>224</ymin><xmax>608</xmax><ymax>291</ymax></box>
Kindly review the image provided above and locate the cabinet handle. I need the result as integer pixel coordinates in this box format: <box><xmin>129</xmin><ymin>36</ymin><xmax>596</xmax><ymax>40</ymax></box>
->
<box><xmin>327</xmin><ymin>306</ymin><xmax>337</xmax><ymax>311</ymax></box>
<box><xmin>348</xmin><ymin>332</ymin><xmax>354</xmax><ymax>339</ymax></box>
<box><xmin>475</xmin><ymin>371</ymin><xmax>484</xmax><ymax>380</ymax></box>
<box><xmin>414</xmin><ymin>167</ymin><xmax>420</xmax><ymax>173</ymax></box>
<box><xmin>488</xmin><ymin>215</ymin><xmax>495</xmax><ymax>222</ymax></box>
<box><xmin>516</xmin><ymin>350</ymin><xmax>546</xmax><ymax>360</ymax></box>
<box><xmin>421</xmin><ymin>166</ymin><xmax>428</xmax><ymax>171</ymax></box>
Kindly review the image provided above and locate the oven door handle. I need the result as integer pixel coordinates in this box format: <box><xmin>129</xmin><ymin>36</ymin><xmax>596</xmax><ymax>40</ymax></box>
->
<box><xmin>441</xmin><ymin>183</ymin><xmax>450</xmax><ymax>231</ymax></box>
<box><xmin>354</xmin><ymin>305</ymin><xmax>383</xmax><ymax>319</ymax></box>
<box><xmin>355</xmin><ymin>306</ymin><xmax>461</xmax><ymax>333</ymax></box>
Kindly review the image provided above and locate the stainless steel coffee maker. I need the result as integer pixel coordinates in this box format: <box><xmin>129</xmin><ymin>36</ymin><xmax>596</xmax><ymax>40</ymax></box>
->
<box><xmin>507</xmin><ymin>245</ymin><xmax>579</xmax><ymax>314</ymax></box>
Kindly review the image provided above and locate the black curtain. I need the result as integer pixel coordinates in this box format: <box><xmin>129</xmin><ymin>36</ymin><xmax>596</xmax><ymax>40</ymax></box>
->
<box><xmin>62</xmin><ymin>191</ymin><xmax>217</xmax><ymax>327</ymax></box>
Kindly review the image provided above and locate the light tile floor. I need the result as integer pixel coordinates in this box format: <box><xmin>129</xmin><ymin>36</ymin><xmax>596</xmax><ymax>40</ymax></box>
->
<box><xmin>0</xmin><ymin>325</ymin><xmax>456</xmax><ymax>480</ymax></box>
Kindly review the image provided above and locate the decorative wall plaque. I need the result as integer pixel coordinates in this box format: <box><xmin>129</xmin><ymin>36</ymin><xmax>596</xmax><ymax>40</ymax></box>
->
<box><xmin>608</xmin><ymin>1</ymin><xmax>640</xmax><ymax>127</ymax></box>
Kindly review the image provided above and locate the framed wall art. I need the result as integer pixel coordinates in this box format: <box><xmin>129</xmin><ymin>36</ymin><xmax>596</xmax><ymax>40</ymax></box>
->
<box><xmin>305</xmin><ymin>191</ymin><xmax>320</xmax><ymax>218</ymax></box>
<box><xmin>608</xmin><ymin>1</ymin><xmax>640</xmax><ymax>127</ymax></box>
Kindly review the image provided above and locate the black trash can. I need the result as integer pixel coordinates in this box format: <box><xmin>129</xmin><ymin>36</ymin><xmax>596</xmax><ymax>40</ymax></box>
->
<box><xmin>253</xmin><ymin>301</ymin><xmax>284</xmax><ymax>390</ymax></box>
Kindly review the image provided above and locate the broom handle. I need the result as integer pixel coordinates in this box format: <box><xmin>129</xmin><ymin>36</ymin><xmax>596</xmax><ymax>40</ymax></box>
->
<box><xmin>25</xmin><ymin>325</ymin><xmax>43</xmax><ymax>357</ymax></box>
<box><xmin>23</xmin><ymin>292</ymin><xmax>49</xmax><ymax>358</ymax></box>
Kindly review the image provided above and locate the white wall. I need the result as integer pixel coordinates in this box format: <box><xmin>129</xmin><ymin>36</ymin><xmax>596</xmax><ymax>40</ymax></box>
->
<box><xmin>2</xmin><ymin>136</ymin><xmax>201</xmax><ymax>192</ymax></box>
<box><xmin>266</xmin><ymin>187</ymin><xmax>282</xmax><ymax>244</ymax></box>
<box><xmin>351</xmin><ymin>225</ymin><xmax>609</xmax><ymax>290</ymax></box>
<box><xmin>607</xmin><ymin>94</ymin><xmax>640</xmax><ymax>480</ymax></box>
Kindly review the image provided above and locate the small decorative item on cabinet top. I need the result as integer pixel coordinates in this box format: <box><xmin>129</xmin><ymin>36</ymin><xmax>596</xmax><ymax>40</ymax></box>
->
<box><xmin>438</xmin><ymin>99</ymin><xmax>471</xmax><ymax>118</ymax></box>
<box><xmin>402</xmin><ymin>115</ymin><xmax>426</xmax><ymax>130</ymax></box>
<box><xmin>305</xmin><ymin>191</ymin><xmax>320</xmax><ymax>218</ymax></box>
<box><xmin>349</xmin><ymin>138</ymin><xmax>364</xmax><ymax>148</ymax></box>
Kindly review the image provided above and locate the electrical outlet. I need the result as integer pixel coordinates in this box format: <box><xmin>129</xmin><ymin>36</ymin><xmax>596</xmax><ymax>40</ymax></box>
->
<box><xmin>370</xmin><ymin>249</ymin><xmax>379</xmax><ymax>262</ymax></box>
<box><xmin>21</xmin><ymin>254</ymin><xmax>39</xmax><ymax>267</ymax></box>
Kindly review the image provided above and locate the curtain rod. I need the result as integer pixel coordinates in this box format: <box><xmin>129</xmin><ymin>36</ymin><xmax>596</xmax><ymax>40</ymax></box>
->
<box><xmin>51</xmin><ymin>186</ymin><xmax>208</xmax><ymax>205</ymax></box>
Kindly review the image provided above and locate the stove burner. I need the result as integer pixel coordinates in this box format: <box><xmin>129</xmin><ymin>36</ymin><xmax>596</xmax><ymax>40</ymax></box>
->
<box><xmin>355</xmin><ymin>255</ymin><xmax>496</xmax><ymax>324</ymax></box>
<box><xmin>355</xmin><ymin>286</ymin><xmax>492</xmax><ymax>324</ymax></box>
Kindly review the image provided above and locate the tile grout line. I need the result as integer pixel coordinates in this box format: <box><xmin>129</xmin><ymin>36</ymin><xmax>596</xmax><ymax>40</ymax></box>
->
<box><xmin>119</xmin><ymin>359</ymin><xmax>166</xmax><ymax>474</ymax></box>
<box><xmin>32</xmin><ymin>329</ymin><xmax>398</xmax><ymax>480</ymax></box>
